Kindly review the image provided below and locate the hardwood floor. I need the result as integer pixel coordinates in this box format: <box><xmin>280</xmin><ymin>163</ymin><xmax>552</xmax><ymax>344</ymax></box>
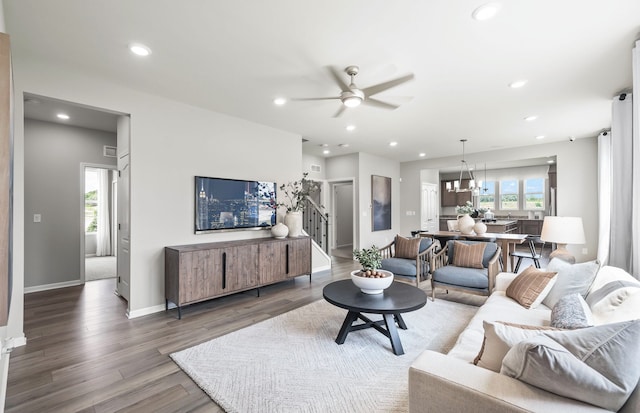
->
<box><xmin>6</xmin><ymin>256</ymin><xmax>485</xmax><ymax>412</ymax></box>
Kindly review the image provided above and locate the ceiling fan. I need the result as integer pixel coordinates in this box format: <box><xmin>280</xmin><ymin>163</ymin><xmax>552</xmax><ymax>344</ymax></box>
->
<box><xmin>292</xmin><ymin>65</ymin><xmax>414</xmax><ymax>117</ymax></box>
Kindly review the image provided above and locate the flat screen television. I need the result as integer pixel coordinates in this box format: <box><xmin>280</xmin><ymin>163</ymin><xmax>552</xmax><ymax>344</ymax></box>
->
<box><xmin>195</xmin><ymin>176</ymin><xmax>277</xmax><ymax>233</ymax></box>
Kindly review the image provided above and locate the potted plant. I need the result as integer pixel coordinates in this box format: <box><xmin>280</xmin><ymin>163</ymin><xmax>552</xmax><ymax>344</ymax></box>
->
<box><xmin>351</xmin><ymin>245</ymin><xmax>393</xmax><ymax>294</ymax></box>
<box><xmin>277</xmin><ymin>172</ymin><xmax>321</xmax><ymax>237</ymax></box>
<box><xmin>352</xmin><ymin>245</ymin><xmax>382</xmax><ymax>271</ymax></box>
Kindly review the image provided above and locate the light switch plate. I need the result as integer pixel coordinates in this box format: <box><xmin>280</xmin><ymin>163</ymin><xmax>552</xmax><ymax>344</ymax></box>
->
<box><xmin>33</xmin><ymin>214</ymin><xmax>41</xmax><ymax>223</ymax></box>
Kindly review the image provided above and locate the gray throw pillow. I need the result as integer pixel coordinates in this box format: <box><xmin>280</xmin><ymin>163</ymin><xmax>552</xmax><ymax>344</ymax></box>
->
<box><xmin>501</xmin><ymin>320</ymin><xmax>640</xmax><ymax>411</ymax></box>
<box><xmin>550</xmin><ymin>293</ymin><xmax>594</xmax><ymax>329</ymax></box>
<box><xmin>541</xmin><ymin>259</ymin><xmax>599</xmax><ymax>309</ymax></box>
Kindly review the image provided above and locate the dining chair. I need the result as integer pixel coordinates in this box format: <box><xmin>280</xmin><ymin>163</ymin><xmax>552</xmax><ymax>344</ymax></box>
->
<box><xmin>510</xmin><ymin>235</ymin><xmax>544</xmax><ymax>273</ymax></box>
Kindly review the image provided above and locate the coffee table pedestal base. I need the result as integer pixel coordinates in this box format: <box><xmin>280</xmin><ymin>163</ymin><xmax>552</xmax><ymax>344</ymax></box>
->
<box><xmin>335</xmin><ymin>311</ymin><xmax>407</xmax><ymax>355</ymax></box>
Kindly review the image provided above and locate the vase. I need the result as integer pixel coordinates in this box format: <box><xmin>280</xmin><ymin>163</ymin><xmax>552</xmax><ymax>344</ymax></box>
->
<box><xmin>271</xmin><ymin>222</ymin><xmax>289</xmax><ymax>239</ymax></box>
<box><xmin>473</xmin><ymin>222</ymin><xmax>487</xmax><ymax>235</ymax></box>
<box><xmin>284</xmin><ymin>211</ymin><xmax>303</xmax><ymax>237</ymax></box>
<box><xmin>457</xmin><ymin>214</ymin><xmax>475</xmax><ymax>235</ymax></box>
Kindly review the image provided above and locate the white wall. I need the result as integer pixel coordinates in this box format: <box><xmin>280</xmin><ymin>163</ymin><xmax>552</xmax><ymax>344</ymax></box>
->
<box><xmin>302</xmin><ymin>152</ymin><xmax>326</xmax><ymax>180</ymax></box>
<box><xmin>24</xmin><ymin>119</ymin><xmax>117</xmax><ymax>288</ymax></box>
<box><xmin>12</xmin><ymin>56</ymin><xmax>303</xmax><ymax>322</ymax></box>
<box><xmin>357</xmin><ymin>152</ymin><xmax>401</xmax><ymax>249</ymax></box>
<box><xmin>400</xmin><ymin>138</ymin><xmax>598</xmax><ymax>262</ymax></box>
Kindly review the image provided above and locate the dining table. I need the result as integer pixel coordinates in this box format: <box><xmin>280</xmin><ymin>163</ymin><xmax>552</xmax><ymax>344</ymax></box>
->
<box><xmin>418</xmin><ymin>230</ymin><xmax>529</xmax><ymax>273</ymax></box>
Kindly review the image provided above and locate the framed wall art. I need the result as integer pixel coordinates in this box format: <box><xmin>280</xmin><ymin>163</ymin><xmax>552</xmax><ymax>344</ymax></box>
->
<box><xmin>371</xmin><ymin>175</ymin><xmax>391</xmax><ymax>231</ymax></box>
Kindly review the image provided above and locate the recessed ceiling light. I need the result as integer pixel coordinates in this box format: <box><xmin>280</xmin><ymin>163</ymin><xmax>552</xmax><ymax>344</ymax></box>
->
<box><xmin>128</xmin><ymin>43</ymin><xmax>152</xmax><ymax>56</ymax></box>
<box><xmin>509</xmin><ymin>80</ymin><xmax>528</xmax><ymax>88</ymax></box>
<box><xmin>472</xmin><ymin>2</ymin><xmax>501</xmax><ymax>21</ymax></box>
<box><xmin>320</xmin><ymin>143</ymin><xmax>329</xmax><ymax>147</ymax></box>
<box><xmin>419</xmin><ymin>153</ymin><xmax>426</xmax><ymax>157</ymax></box>
<box><xmin>547</xmin><ymin>160</ymin><xmax>555</xmax><ymax>164</ymax></box>
<box><xmin>323</xmin><ymin>150</ymin><xmax>330</xmax><ymax>155</ymax></box>
<box><xmin>535</xmin><ymin>135</ymin><xmax>545</xmax><ymax>140</ymax></box>
<box><xmin>56</xmin><ymin>113</ymin><xmax>70</xmax><ymax>120</ymax></box>
<box><xmin>389</xmin><ymin>142</ymin><xmax>398</xmax><ymax>147</ymax></box>
<box><xmin>346</xmin><ymin>125</ymin><xmax>356</xmax><ymax>131</ymax></box>
<box><xmin>273</xmin><ymin>97</ymin><xmax>286</xmax><ymax>106</ymax></box>
<box><xmin>524</xmin><ymin>115</ymin><xmax>538</xmax><ymax>121</ymax></box>
<box><xmin>339</xmin><ymin>143</ymin><xmax>350</xmax><ymax>148</ymax></box>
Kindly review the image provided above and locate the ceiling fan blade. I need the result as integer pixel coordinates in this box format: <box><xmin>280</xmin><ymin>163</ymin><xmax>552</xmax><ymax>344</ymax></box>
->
<box><xmin>361</xmin><ymin>73</ymin><xmax>415</xmax><ymax>97</ymax></box>
<box><xmin>290</xmin><ymin>97</ymin><xmax>341</xmax><ymax>101</ymax></box>
<box><xmin>363</xmin><ymin>98</ymin><xmax>399</xmax><ymax>110</ymax></box>
<box><xmin>333</xmin><ymin>105</ymin><xmax>347</xmax><ymax>118</ymax></box>
<box><xmin>327</xmin><ymin>66</ymin><xmax>350</xmax><ymax>91</ymax></box>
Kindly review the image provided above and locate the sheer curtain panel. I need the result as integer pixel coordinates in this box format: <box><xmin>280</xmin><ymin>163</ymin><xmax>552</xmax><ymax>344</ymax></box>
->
<box><xmin>96</xmin><ymin>169</ymin><xmax>111</xmax><ymax>256</ymax></box>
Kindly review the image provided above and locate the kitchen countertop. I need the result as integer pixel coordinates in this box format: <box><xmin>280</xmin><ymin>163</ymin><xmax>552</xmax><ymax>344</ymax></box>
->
<box><xmin>484</xmin><ymin>220</ymin><xmax>518</xmax><ymax>226</ymax></box>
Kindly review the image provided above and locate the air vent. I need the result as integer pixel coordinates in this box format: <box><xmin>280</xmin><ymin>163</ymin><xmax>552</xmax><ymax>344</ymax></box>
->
<box><xmin>311</xmin><ymin>164</ymin><xmax>321</xmax><ymax>173</ymax></box>
<box><xmin>103</xmin><ymin>146</ymin><xmax>117</xmax><ymax>157</ymax></box>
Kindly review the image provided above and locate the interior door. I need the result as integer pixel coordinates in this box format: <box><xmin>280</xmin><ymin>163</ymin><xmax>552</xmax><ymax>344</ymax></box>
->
<box><xmin>334</xmin><ymin>183</ymin><xmax>354</xmax><ymax>248</ymax></box>
<box><xmin>116</xmin><ymin>154</ymin><xmax>130</xmax><ymax>301</ymax></box>
<box><xmin>421</xmin><ymin>183</ymin><xmax>438</xmax><ymax>232</ymax></box>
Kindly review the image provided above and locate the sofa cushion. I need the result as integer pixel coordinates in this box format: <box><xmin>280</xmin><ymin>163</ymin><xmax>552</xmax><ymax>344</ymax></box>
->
<box><xmin>447</xmin><ymin>240</ymin><xmax>497</xmax><ymax>268</ymax></box>
<box><xmin>541</xmin><ymin>259</ymin><xmax>600</xmax><ymax>309</ymax></box>
<box><xmin>501</xmin><ymin>320</ymin><xmax>640</xmax><ymax>411</ymax></box>
<box><xmin>432</xmin><ymin>266</ymin><xmax>489</xmax><ymax>290</ymax></box>
<box><xmin>452</xmin><ymin>241</ymin><xmax>486</xmax><ymax>269</ymax></box>
<box><xmin>381</xmin><ymin>257</ymin><xmax>417</xmax><ymax>277</ymax></box>
<box><xmin>551</xmin><ymin>293</ymin><xmax>594</xmax><ymax>329</ymax></box>
<box><xmin>505</xmin><ymin>266</ymin><xmax>557</xmax><ymax>309</ymax></box>
<box><xmin>395</xmin><ymin>235</ymin><xmax>421</xmax><ymax>259</ymax></box>
<box><xmin>474</xmin><ymin>321</ymin><xmax>560</xmax><ymax>372</ymax></box>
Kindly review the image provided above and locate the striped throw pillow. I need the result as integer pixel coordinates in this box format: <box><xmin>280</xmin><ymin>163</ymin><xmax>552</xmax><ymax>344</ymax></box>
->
<box><xmin>452</xmin><ymin>241</ymin><xmax>486</xmax><ymax>269</ymax></box>
<box><xmin>506</xmin><ymin>266</ymin><xmax>558</xmax><ymax>309</ymax></box>
<box><xmin>395</xmin><ymin>236</ymin><xmax>421</xmax><ymax>259</ymax></box>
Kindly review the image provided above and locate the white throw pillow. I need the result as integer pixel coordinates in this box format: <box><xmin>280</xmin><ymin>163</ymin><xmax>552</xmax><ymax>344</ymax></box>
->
<box><xmin>541</xmin><ymin>259</ymin><xmax>600</xmax><ymax>309</ymax></box>
<box><xmin>501</xmin><ymin>320</ymin><xmax>640</xmax><ymax>411</ymax></box>
<box><xmin>474</xmin><ymin>321</ymin><xmax>559</xmax><ymax>372</ymax></box>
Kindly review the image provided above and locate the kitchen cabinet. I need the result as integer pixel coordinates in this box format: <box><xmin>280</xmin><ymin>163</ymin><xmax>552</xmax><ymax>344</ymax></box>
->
<box><xmin>485</xmin><ymin>220</ymin><xmax>518</xmax><ymax>233</ymax></box>
<box><xmin>518</xmin><ymin>219</ymin><xmax>543</xmax><ymax>236</ymax></box>
<box><xmin>440</xmin><ymin>180</ymin><xmax>472</xmax><ymax>207</ymax></box>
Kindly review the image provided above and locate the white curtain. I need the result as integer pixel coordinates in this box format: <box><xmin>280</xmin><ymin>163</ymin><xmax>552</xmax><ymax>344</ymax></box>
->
<box><xmin>96</xmin><ymin>169</ymin><xmax>111</xmax><ymax>256</ymax></box>
<box><xmin>600</xmin><ymin>89</ymin><xmax>639</xmax><ymax>278</ymax></box>
<box><xmin>597</xmin><ymin>131</ymin><xmax>611</xmax><ymax>265</ymax></box>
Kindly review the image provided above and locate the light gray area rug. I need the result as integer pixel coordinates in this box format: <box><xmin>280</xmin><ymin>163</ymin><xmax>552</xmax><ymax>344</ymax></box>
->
<box><xmin>171</xmin><ymin>297</ymin><xmax>478</xmax><ymax>413</ymax></box>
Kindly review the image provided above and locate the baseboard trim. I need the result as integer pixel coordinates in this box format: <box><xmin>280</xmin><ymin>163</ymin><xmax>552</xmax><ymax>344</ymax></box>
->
<box><xmin>24</xmin><ymin>280</ymin><xmax>82</xmax><ymax>294</ymax></box>
<box><xmin>312</xmin><ymin>265</ymin><xmax>332</xmax><ymax>274</ymax></box>
<box><xmin>127</xmin><ymin>304</ymin><xmax>166</xmax><ymax>319</ymax></box>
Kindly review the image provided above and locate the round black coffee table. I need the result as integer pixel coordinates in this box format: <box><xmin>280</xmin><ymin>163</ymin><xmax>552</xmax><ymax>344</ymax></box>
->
<box><xmin>323</xmin><ymin>279</ymin><xmax>427</xmax><ymax>355</ymax></box>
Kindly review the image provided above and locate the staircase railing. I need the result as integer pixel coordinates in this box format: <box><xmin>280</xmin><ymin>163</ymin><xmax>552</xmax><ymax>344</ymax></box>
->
<box><xmin>303</xmin><ymin>197</ymin><xmax>329</xmax><ymax>254</ymax></box>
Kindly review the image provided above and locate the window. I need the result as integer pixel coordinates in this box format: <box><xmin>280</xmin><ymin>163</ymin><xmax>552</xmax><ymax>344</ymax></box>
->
<box><xmin>478</xmin><ymin>181</ymin><xmax>496</xmax><ymax>210</ymax></box>
<box><xmin>524</xmin><ymin>177</ymin><xmax>545</xmax><ymax>210</ymax></box>
<box><xmin>500</xmin><ymin>179</ymin><xmax>519</xmax><ymax>210</ymax></box>
<box><xmin>85</xmin><ymin>169</ymin><xmax>98</xmax><ymax>233</ymax></box>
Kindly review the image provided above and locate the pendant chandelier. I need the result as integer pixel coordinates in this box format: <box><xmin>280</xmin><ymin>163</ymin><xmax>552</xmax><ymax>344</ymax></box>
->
<box><xmin>446</xmin><ymin>139</ymin><xmax>476</xmax><ymax>192</ymax></box>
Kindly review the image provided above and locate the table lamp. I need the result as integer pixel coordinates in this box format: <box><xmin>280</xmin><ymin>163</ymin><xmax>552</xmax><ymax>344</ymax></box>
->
<box><xmin>540</xmin><ymin>216</ymin><xmax>586</xmax><ymax>264</ymax></box>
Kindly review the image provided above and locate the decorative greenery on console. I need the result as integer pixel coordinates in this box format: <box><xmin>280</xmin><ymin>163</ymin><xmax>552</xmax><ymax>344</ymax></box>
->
<box><xmin>353</xmin><ymin>246</ymin><xmax>382</xmax><ymax>270</ymax></box>
<box><xmin>277</xmin><ymin>172</ymin><xmax>321</xmax><ymax>212</ymax></box>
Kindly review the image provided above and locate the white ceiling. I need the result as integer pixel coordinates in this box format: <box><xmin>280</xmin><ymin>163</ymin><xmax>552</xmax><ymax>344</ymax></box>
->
<box><xmin>5</xmin><ymin>1</ymin><xmax>640</xmax><ymax>162</ymax></box>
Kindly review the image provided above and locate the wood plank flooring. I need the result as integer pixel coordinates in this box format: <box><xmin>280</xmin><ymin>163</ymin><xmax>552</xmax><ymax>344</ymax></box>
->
<box><xmin>6</xmin><ymin>256</ymin><xmax>485</xmax><ymax>412</ymax></box>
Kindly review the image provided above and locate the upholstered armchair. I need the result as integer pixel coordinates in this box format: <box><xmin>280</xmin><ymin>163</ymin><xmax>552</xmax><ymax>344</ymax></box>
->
<box><xmin>379</xmin><ymin>235</ymin><xmax>436</xmax><ymax>288</ymax></box>
<box><xmin>430</xmin><ymin>240</ymin><xmax>501</xmax><ymax>300</ymax></box>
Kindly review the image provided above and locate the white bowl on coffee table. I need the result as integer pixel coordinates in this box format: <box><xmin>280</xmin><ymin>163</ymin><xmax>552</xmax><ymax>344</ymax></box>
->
<box><xmin>350</xmin><ymin>270</ymin><xmax>394</xmax><ymax>294</ymax></box>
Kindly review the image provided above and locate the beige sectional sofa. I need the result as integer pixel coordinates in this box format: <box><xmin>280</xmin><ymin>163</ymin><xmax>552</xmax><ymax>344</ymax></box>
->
<box><xmin>408</xmin><ymin>264</ymin><xmax>640</xmax><ymax>412</ymax></box>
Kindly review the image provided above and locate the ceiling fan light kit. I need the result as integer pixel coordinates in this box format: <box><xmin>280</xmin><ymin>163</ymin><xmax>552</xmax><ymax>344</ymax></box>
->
<box><xmin>291</xmin><ymin>64</ymin><xmax>414</xmax><ymax>117</ymax></box>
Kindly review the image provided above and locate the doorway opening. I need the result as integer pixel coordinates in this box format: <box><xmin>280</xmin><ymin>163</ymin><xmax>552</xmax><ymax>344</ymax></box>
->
<box><xmin>82</xmin><ymin>165</ymin><xmax>118</xmax><ymax>282</ymax></box>
<box><xmin>330</xmin><ymin>180</ymin><xmax>355</xmax><ymax>259</ymax></box>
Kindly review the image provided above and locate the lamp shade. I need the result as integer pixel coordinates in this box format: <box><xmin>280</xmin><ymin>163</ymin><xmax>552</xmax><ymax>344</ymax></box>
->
<box><xmin>540</xmin><ymin>216</ymin><xmax>586</xmax><ymax>244</ymax></box>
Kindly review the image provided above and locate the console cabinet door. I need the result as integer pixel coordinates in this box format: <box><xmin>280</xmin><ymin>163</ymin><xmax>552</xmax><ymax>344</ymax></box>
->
<box><xmin>259</xmin><ymin>238</ymin><xmax>311</xmax><ymax>284</ymax></box>
<box><xmin>179</xmin><ymin>249</ymin><xmax>224</xmax><ymax>304</ymax></box>
<box><xmin>285</xmin><ymin>238</ymin><xmax>311</xmax><ymax>278</ymax></box>
<box><xmin>223</xmin><ymin>244</ymin><xmax>259</xmax><ymax>292</ymax></box>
